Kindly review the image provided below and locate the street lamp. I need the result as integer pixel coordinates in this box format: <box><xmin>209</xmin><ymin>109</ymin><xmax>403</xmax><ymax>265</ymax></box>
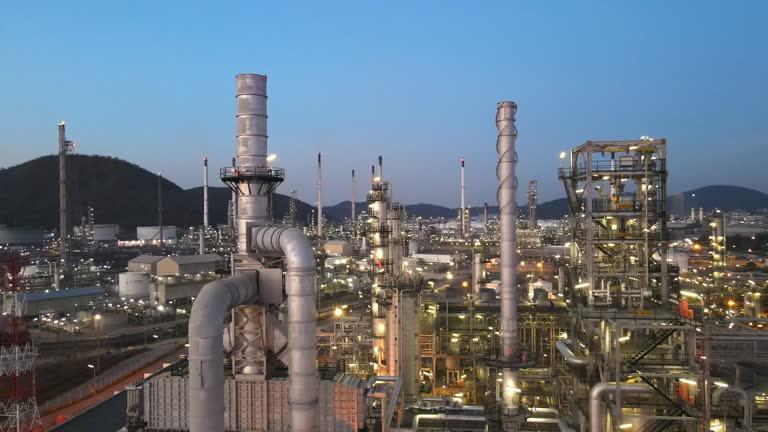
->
<box><xmin>87</xmin><ymin>364</ymin><xmax>96</xmax><ymax>392</ymax></box>
<box><xmin>94</xmin><ymin>314</ymin><xmax>102</xmax><ymax>373</ymax></box>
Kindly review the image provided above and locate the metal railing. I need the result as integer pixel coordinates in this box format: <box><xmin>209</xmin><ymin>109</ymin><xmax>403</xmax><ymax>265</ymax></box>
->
<box><xmin>39</xmin><ymin>340</ymin><xmax>184</xmax><ymax>415</ymax></box>
<box><xmin>219</xmin><ymin>166</ymin><xmax>285</xmax><ymax>181</ymax></box>
<box><xmin>559</xmin><ymin>159</ymin><xmax>666</xmax><ymax>178</ymax></box>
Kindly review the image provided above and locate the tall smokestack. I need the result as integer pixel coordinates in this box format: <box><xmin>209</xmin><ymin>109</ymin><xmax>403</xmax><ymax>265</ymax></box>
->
<box><xmin>317</xmin><ymin>153</ymin><xmax>323</xmax><ymax>239</ymax></box>
<box><xmin>378</xmin><ymin>155</ymin><xmax>383</xmax><ymax>180</ymax></box>
<box><xmin>58</xmin><ymin>122</ymin><xmax>71</xmax><ymax>269</ymax></box>
<box><xmin>203</xmin><ymin>157</ymin><xmax>209</xmax><ymax>227</ymax></box>
<box><xmin>231</xmin><ymin>74</ymin><xmax>279</xmax><ymax>253</ymax></box>
<box><xmin>460</xmin><ymin>157</ymin><xmax>466</xmax><ymax>238</ymax></box>
<box><xmin>699</xmin><ymin>207</ymin><xmax>704</xmax><ymax>223</ymax></box>
<box><xmin>483</xmin><ymin>202</ymin><xmax>489</xmax><ymax>236</ymax></box>
<box><xmin>496</xmin><ymin>101</ymin><xmax>519</xmax><ymax>412</ymax></box>
<box><xmin>351</xmin><ymin>169</ymin><xmax>356</xmax><ymax>223</ymax></box>
<box><xmin>528</xmin><ymin>180</ymin><xmax>538</xmax><ymax>229</ymax></box>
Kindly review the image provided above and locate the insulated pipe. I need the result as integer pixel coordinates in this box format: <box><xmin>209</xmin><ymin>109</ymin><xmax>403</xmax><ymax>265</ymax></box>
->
<box><xmin>235</xmin><ymin>74</ymin><xmax>269</xmax><ymax>252</ymax></box>
<box><xmin>496</xmin><ymin>101</ymin><xmax>519</xmax><ymax>410</ymax></box>
<box><xmin>713</xmin><ymin>386</ymin><xmax>752</xmax><ymax>428</ymax></box>
<box><xmin>250</xmin><ymin>226</ymin><xmax>317</xmax><ymax>432</ymax></box>
<box><xmin>203</xmin><ymin>157</ymin><xmax>209</xmax><ymax>227</ymax></box>
<box><xmin>188</xmin><ymin>273</ymin><xmax>261</xmax><ymax>432</ymax></box>
<box><xmin>589</xmin><ymin>383</ymin><xmax>652</xmax><ymax>432</ymax></box>
<box><xmin>556</xmin><ymin>339</ymin><xmax>589</xmax><ymax>367</ymax></box>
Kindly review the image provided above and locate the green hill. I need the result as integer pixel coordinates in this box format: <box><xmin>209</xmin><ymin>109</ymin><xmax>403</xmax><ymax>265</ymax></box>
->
<box><xmin>0</xmin><ymin>155</ymin><xmax>312</xmax><ymax>228</ymax></box>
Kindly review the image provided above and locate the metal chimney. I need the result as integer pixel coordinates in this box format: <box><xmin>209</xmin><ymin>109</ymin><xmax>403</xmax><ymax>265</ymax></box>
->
<box><xmin>460</xmin><ymin>157</ymin><xmax>466</xmax><ymax>238</ymax></box>
<box><xmin>58</xmin><ymin>122</ymin><xmax>69</xmax><ymax>269</ymax></box>
<box><xmin>317</xmin><ymin>153</ymin><xmax>323</xmax><ymax>239</ymax></box>
<box><xmin>496</xmin><ymin>101</ymin><xmax>520</xmax><ymax>412</ymax></box>
<box><xmin>351</xmin><ymin>169</ymin><xmax>356</xmax><ymax>223</ymax></box>
<box><xmin>203</xmin><ymin>157</ymin><xmax>209</xmax><ymax>227</ymax></box>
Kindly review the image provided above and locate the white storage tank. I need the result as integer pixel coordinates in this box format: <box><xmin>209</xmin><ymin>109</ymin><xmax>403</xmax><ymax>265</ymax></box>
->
<box><xmin>118</xmin><ymin>272</ymin><xmax>151</xmax><ymax>298</ymax></box>
<box><xmin>136</xmin><ymin>226</ymin><xmax>177</xmax><ymax>241</ymax></box>
<box><xmin>0</xmin><ymin>227</ymin><xmax>45</xmax><ymax>245</ymax></box>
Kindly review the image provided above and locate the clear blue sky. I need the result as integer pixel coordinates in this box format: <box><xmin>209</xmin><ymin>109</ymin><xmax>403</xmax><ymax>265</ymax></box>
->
<box><xmin>1</xmin><ymin>1</ymin><xmax>766</xmax><ymax>207</ymax></box>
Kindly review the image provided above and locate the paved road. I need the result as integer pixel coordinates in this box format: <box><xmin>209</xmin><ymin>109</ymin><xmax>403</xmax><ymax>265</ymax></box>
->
<box><xmin>49</xmin><ymin>391</ymin><xmax>127</xmax><ymax>432</ymax></box>
<box><xmin>44</xmin><ymin>346</ymin><xmax>185</xmax><ymax>431</ymax></box>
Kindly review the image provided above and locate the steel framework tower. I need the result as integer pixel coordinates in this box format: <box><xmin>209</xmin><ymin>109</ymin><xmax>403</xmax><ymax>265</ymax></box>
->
<box><xmin>0</xmin><ymin>257</ymin><xmax>41</xmax><ymax>432</ymax></box>
<box><xmin>559</xmin><ymin>139</ymin><xmax>670</xmax><ymax>307</ymax></box>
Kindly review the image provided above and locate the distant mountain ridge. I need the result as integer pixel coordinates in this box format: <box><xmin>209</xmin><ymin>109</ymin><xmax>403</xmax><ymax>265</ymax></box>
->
<box><xmin>0</xmin><ymin>155</ymin><xmax>313</xmax><ymax>229</ymax></box>
<box><xmin>1</xmin><ymin>155</ymin><xmax>766</xmax><ymax>228</ymax></box>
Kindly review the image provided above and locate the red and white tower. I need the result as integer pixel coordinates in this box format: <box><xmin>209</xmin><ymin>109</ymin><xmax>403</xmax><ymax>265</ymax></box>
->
<box><xmin>0</xmin><ymin>256</ymin><xmax>40</xmax><ymax>432</ymax></box>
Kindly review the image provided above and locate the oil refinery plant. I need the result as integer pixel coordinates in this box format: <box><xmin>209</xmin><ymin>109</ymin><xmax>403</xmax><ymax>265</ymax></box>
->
<box><xmin>1</xmin><ymin>73</ymin><xmax>767</xmax><ymax>432</ymax></box>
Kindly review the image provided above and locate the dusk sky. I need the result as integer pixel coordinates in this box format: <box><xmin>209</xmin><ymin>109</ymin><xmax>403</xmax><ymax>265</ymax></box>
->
<box><xmin>1</xmin><ymin>1</ymin><xmax>766</xmax><ymax>207</ymax></box>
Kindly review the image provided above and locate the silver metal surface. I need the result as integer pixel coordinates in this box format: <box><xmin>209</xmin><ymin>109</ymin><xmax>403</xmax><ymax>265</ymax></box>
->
<box><xmin>250</xmin><ymin>226</ymin><xmax>317</xmax><ymax>432</ymax></box>
<box><xmin>496</xmin><ymin>101</ymin><xmax>519</xmax><ymax>410</ymax></box>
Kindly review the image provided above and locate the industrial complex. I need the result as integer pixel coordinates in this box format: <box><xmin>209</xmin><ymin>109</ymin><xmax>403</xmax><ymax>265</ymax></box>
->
<box><xmin>1</xmin><ymin>72</ymin><xmax>768</xmax><ymax>432</ymax></box>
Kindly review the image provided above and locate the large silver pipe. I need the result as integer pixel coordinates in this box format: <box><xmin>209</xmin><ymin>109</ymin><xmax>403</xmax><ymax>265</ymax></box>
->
<box><xmin>188</xmin><ymin>273</ymin><xmax>261</xmax><ymax>432</ymax></box>
<box><xmin>713</xmin><ymin>386</ymin><xmax>753</xmax><ymax>428</ymax></box>
<box><xmin>251</xmin><ymin>226</ymin><xmax>317</xmax><ymax>432</ymax></box>
<box><xmin>235</xmin><ymin>74</ymin><xmax>269</xmax><ymax>252</ymax></box>
<box><xmin>58</xmin><ymin>122</ymin><xmax>68</xmax><ymax>269</ymax></box>
<box><xmin>496</xmin><ymin>101</ymin><xmax>519</xmax><ymax>410</ymax></box>
<box><xmin>556</xmin><ymin>339</ymin><xmax>589</xmax><ymax>367</ymax></box>
<box><xmin>589</xmin><ymin>383</ymin><xmax>651</xmax><ymax>432</ymax></box>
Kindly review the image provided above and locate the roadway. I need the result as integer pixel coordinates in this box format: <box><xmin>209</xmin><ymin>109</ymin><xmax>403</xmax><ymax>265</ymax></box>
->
<box><xmin>45</xmin><ymin>346</ymin><xmax>186</xmax><ymax>431</ymax></box>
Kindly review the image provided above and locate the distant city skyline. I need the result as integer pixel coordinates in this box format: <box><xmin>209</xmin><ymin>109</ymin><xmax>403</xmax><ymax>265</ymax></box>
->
<box><xmin>1</xmin><ymin>1</ymin><xmax>767</xmax><ymax>207</ymax></box>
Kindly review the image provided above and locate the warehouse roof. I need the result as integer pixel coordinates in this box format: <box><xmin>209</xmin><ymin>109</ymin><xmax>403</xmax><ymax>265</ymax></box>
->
<box><xmin>128</xmin><ymin>255</ymin><xmax>163</xmax><ymax>264</ymax></box>
<box><xmin>162</xmin><ymin>254</ymin><xmax>223</xmax><ymax>265</ymax></box>
<box><xmin>25</xmin><ymin>286</ymin><xmax>105</xmax><ymax>302</ymax></box>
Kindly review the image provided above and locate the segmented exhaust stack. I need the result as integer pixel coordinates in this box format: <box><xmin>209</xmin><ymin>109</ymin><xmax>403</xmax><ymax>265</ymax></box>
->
<box><xmin>496</xmin><ymin>101</ymin><xmax>519</xmax><ymax>411</ymax></box>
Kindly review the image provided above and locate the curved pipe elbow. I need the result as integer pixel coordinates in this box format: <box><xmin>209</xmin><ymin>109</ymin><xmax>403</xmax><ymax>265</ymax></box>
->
<box><xmin>556</xmin><ymin>339</ymin><xmax>589</xmax><ymax>367</ymax></box>
<box><xmin>589</xmin><ymin>383</ymin><xmax>651</xmax><ymax>432</ymax></box>
<box><xmin>189</xmin><ymin>273</ymin><xmax>260</xmax><ymax>340</ymax></box>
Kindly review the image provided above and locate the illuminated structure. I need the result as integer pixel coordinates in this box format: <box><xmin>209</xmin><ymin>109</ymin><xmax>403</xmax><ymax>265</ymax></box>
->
<box><xmin>559</xmin><ymin>138</ymin><xmax>670</xmax><ymax>307</ymax></box>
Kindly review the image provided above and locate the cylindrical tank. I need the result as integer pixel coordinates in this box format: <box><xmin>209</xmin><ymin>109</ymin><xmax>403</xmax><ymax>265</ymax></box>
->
<box><xmin>118</xmin><ymin>272</ymin><xmax>150</xmax><ymax>298</ymax></box>
<box><xmin>408</xmin><ymin>240</ymin><xmax>418</xmax><ymax>256</ymax></box>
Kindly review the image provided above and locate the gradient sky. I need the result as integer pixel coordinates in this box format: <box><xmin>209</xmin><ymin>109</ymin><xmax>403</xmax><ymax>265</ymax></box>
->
<box><xmin>1</xmin><ymin>1</ymin><xmax>767</xmax><ymax>207</ymax></box>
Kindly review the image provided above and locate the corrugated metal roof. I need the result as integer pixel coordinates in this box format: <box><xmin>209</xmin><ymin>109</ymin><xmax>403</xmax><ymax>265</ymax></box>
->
<box><xmin>163</xmin><ymin>254</ymin><xmax>223</xmax><ymax>265</ymax></box>
<box><xmin>25</xmin><ymin>286</ymin><xmax>105</xmax><ymax>302</ymax></box>
<box><xmin>128</xmin><ymin>254</ymin><xmax>163</xmax><ymax>264</ymax></box>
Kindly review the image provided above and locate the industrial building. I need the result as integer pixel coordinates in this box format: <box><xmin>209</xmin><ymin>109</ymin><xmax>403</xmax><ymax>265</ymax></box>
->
<box><xmin>155</xmin><ymin>253</ymin><xmax>223</xmax><ymax>277</ymax></box>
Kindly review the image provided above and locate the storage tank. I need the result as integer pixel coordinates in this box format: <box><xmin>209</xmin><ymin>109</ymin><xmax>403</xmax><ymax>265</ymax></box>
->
<box><xmin>0</xmin><ymin>227</ymin><xmax>44</xmax><ymax>245</ymax></box>
<box><xmin>118</xmin><ymin>272</ymin><xmax>151</xmax><ymax>298</ymax></box>
<box><xmin>136</xmin><ymin>226</ymin><xmax>177</xmax><ymax>241</ymax></box>
<box><xmin>93</xmin><ymin>224</ymin><xmax>119</xmax><ymax>241</ymax></box>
